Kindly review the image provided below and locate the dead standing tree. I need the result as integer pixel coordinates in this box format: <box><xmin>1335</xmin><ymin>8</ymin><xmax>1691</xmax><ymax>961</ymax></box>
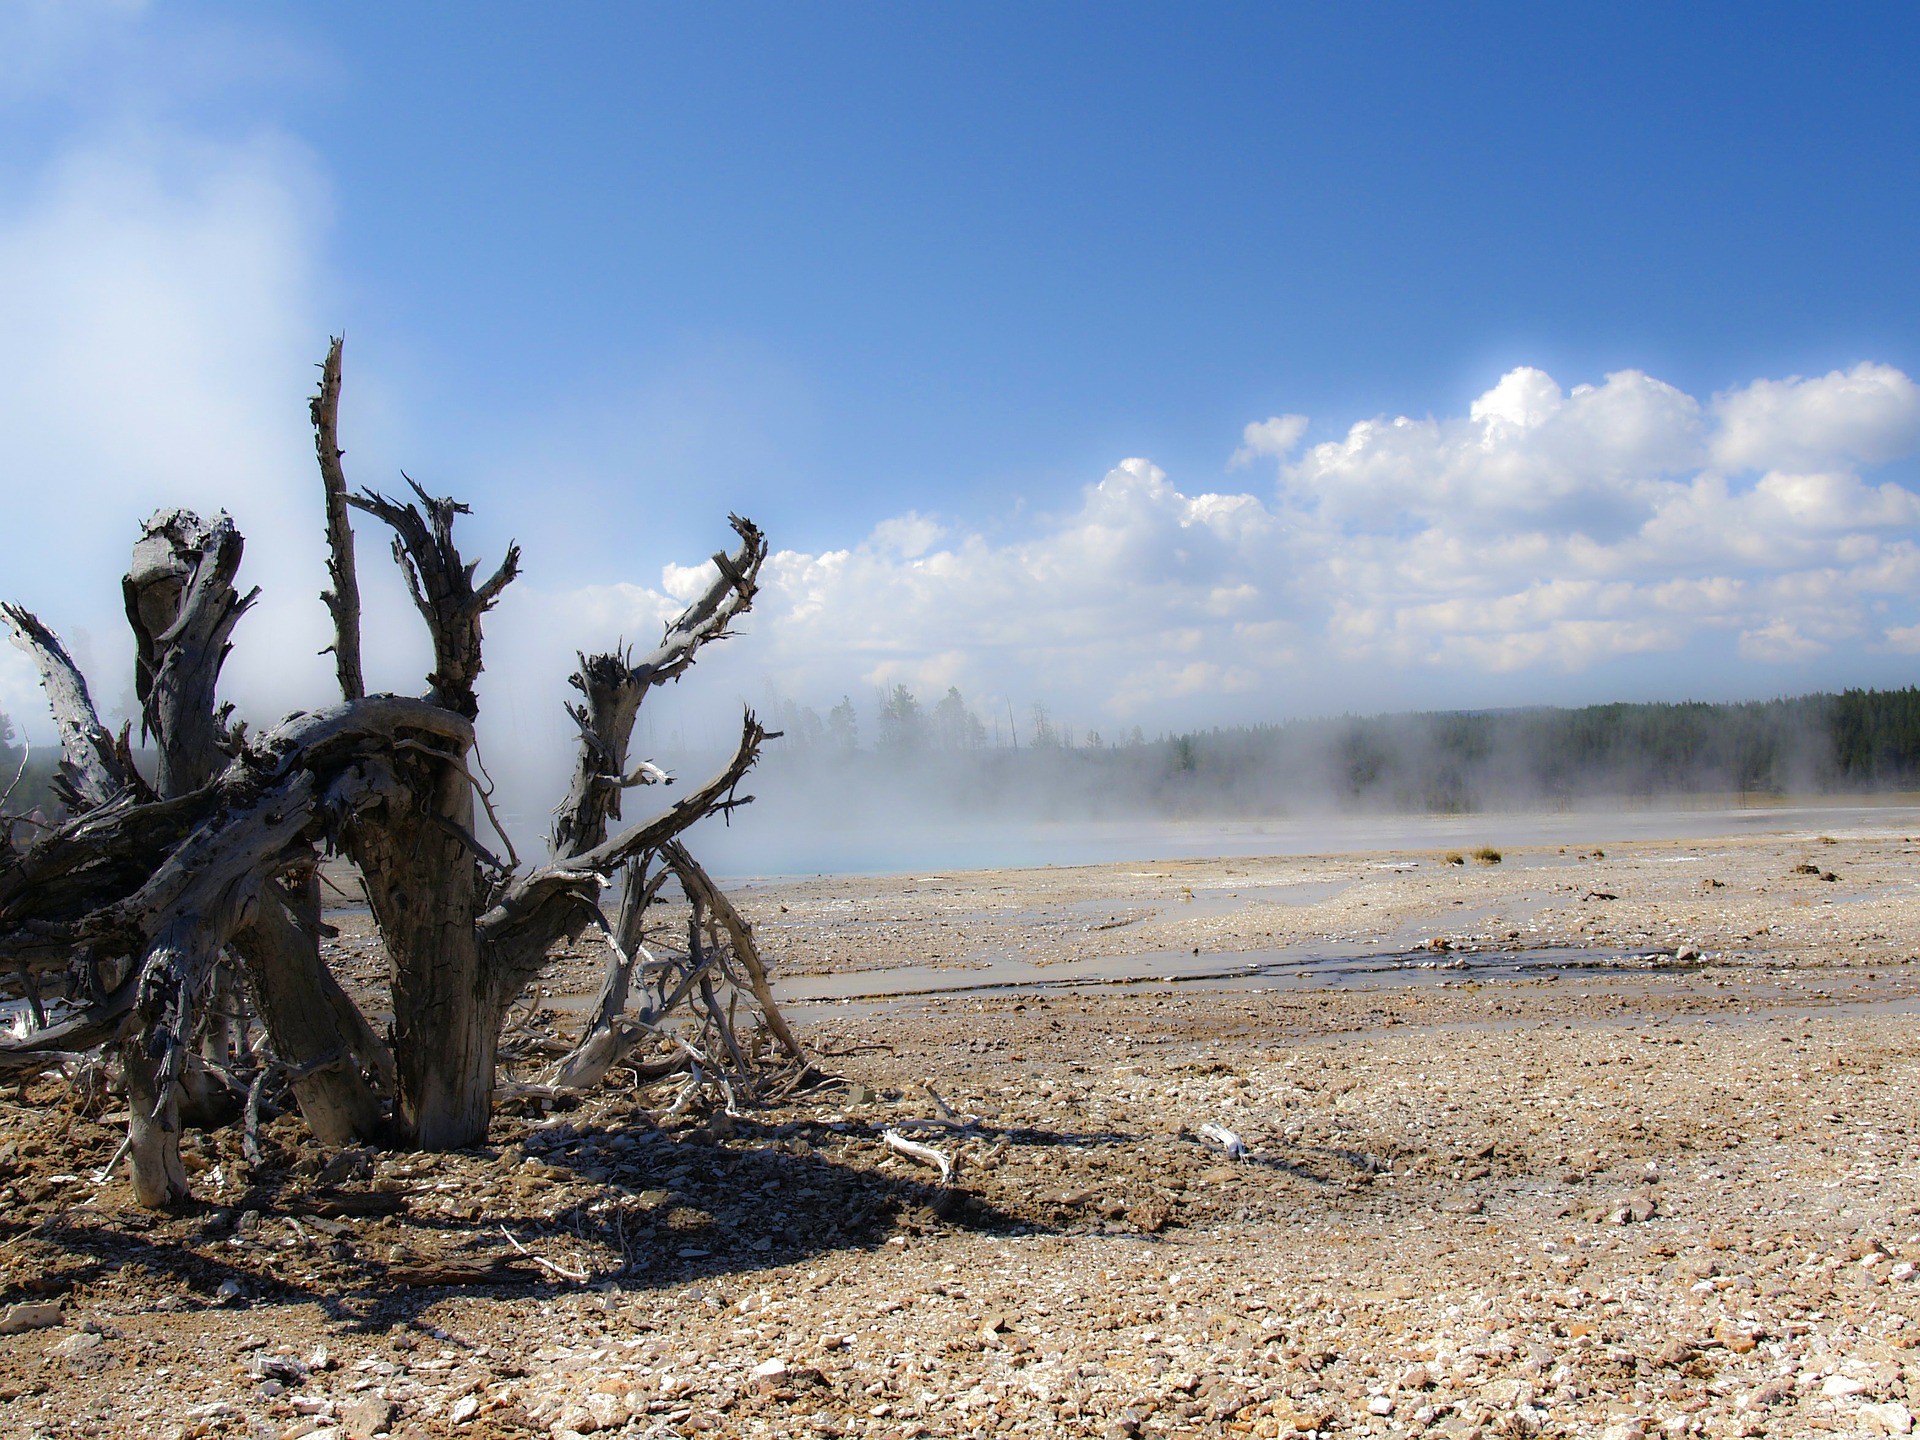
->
<box><xmin>0</xmin><ymin>337</ymin><xmax>800</xmax><ymax>1205</ymax></box>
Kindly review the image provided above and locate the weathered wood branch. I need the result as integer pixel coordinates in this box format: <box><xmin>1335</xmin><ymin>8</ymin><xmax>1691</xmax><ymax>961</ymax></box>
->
<box><xmin>121</xmin><ymin>770</ymin><xmax>320</xmax><ymax>1204</ymax></box>
<box><xmin>0</xmin><ymin>972</ymin><xmax>138</xmax><ymax>1073</ymax></box>
<box><xmin>2</xmin><ymin>603</ymin><xmax>136</xmax><ymax>811</ymax></box>
<box><xmin>662</xmin><ymin>839</ymin><xmax>804</xmax><ymax>1061</ymax></box>
<box><xmin>310</xmin><ymin>336</ymin><xmax>366</xmax><ymax>702</ymax></box>
<box><xmin>479</xmin><ymin>711</ymin><xmax>767</xmax><ymax>992</ymax></box>
<box><xmin>228</xmin><ymin>872</ymin><xmax>384</xmax><ymax>1145</ymax></box>
<box><xmin>348</xmin><ymin>481</ymin><xmax>520</xmax><ymax>719</ymax></box>
<box><xmin>549</xmin><ymin>517</ymin><xmax>766</xmax><ymax>859</ymax></box>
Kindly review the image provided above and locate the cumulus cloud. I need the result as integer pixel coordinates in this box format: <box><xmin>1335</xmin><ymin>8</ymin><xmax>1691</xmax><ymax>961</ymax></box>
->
<box><xmin>1710</xmin><ymin>363</ymin><xmax>1920</xmax><ymax>474</ymax></box>
<box><xmin>522</xmin><ymin>361</ymin><xmax>1920</xmax><ymax>739</ymax></box>
<box><xmin>1229</xmin><ymin>413</ymin><xmax>1308</xmax><ymax>468</ymax></box>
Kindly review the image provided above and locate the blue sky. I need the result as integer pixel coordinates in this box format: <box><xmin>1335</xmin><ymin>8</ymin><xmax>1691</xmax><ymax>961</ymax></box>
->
<box><xmin>3</xmin><ymin>2</ymin><xmax>1919</xmax><ymax>759</ymax></box>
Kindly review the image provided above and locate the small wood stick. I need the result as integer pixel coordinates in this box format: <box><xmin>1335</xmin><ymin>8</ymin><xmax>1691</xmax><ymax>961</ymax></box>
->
<box><xmin>499</xmin><ymin>1225</ymin><xmax>589</xmax><ymax>1282</ymax></box>
<box><xmin>883</xmin><ymin>1128</ymin><xmax>954</xmax><ymax>1184</ymax></box>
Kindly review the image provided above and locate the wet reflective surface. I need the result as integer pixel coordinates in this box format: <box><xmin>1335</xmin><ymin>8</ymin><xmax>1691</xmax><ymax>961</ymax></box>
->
<box><xmin>773</xmin><ymin>940</ymin><xmax>1693</xmax><ymax>1009</ymax></box>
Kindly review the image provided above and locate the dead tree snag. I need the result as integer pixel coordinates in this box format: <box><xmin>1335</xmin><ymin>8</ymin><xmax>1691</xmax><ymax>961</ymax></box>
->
<box><xmin>0</xmin><ymin>339</ymin><xmax>800</xmax><ymax>1203</ymax></box>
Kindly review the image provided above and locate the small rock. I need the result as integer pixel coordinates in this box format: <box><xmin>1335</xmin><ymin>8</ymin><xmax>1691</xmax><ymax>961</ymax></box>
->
<box><xmin>50</xmin><ymin>1329</ymin><xmax>110</xmax><ymax>1369</ymax></box>
<box><xmin>580</xmin><ymin>1393</ymin><xmax>623</xmax><ymax>1429</ymax></box>
<box><xmin>339</xmin><ymin>1395</ymin><xmax>396</xmax><ymax>1439</ymax></box>
<box><xmin>1651</xmin><ymin>1339</ymin><xmax>1695</xmax><ymax>1368</ymax></box>
<box><xmin>1859</xmin><ymin>1402</ymin><xmax>1916</xmax><ymax>1436</ymax></box>
<box><xmin>1745</xmin><ymin>1378</ymin><xmax>1793</xmax><ymax>1408</ymax></box>
<box><xmin>447</xmin><ymin>1394</ymin><xmax>480</xmax><ymax>1426</ymax></box>
<box><xmin>317</xmin><ymin>1148</ymin><xmax>373</xmax><ymax>1185</ymax></box>
<box><xmin>750</xmin><ymin>1357</ymin><xmax>788</xmax><ymax>1380</ymax></box>
<box><xmin>1822</xmin><ymin>1373</ymin><xmax>1871</xmax><ymax>1399</ymax></box>
<box><xmin>1367</xmin><ymin>1395</ymin><xmax>1394</xmax><ymax>1416</ymax></box>
<box><xmin>1271</xmin><ymin>1401</ymin><xmax>1333</xmax><ymax>1433</ymax></box>
<box><xmin>1607</xmin><ymin>1193</ymin><xmax>1657</xmax><ymax>1225</ymax></box>
<box><xmin>0</xmin><ymin>1300</ymin><xmax>62</xmax><ymax>1334</ymax></box>
<box><xmin>215</xmin><ymin>1278</ymin><xmax>245</xmax><ymax>1305</ymax></box>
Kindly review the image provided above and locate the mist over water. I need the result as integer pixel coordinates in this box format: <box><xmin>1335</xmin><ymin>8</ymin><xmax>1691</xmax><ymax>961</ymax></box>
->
<box><xmin>523</xmin><ymin>689</ymin><xmax>1920</xmax><ymax>878</ymax></box>
<box><xmin>674</xmin><ymin>799</ymin><xmax>1920</xmax><ymax>880</ymax></box>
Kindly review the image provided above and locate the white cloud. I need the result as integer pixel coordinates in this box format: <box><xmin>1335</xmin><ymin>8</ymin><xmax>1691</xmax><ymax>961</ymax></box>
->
<box><xmin>538</xmin><ymin>361</ymin><xmax>1920</xmax><ymax>735</ymax></box>
<box><xmin>1282</xmin><ymin>367</ymin><xmax>1703</xmax><ymax>540</ymax></box>
<box><xmin>1229</xmin><ymin>413</ymin><xmax>1308</xmax><ymax>468</ymax></box>
<box><xmin>1711</xmin><ymin>363</ymin><xmax>1920</xmax><ymax>474</ymax></box>
<box><xmin>1738</xmin><ymin>622</ymin><xmax>1828</xmax><ymax>664</ymax></box>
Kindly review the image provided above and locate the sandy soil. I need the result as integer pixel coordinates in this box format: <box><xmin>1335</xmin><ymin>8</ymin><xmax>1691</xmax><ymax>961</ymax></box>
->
<box><xmin>2</xmin><ymin>822</ymin><xmax>1919</xmax><ymax>1440</ymax></box>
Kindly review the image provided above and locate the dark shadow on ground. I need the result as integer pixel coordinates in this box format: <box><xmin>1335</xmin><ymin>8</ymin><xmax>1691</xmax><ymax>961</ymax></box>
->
<box><xmin>0</xmin><ymin>1108</ymin><xmax>1046</xmax><ymax>1338</ymax></box>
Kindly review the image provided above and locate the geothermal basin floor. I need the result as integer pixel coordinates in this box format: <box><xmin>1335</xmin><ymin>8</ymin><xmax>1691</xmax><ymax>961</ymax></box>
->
<box><xmin>3</xmin><ymin>823</ymin><xmax>1920</xmax><ymax>1439</ymax></box>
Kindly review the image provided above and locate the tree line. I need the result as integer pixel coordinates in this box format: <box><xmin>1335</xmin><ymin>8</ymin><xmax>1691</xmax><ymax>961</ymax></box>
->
<box><xmin>750</xmin><ymin>685</ymin><xmax>1920</xmax><ymax>817</ymax></box>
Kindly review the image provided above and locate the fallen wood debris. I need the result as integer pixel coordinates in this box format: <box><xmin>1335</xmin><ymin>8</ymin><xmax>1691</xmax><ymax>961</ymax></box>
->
<box><xmin>1198</xmin><ymin>1121</ymin><xmax>1249</xmax><ymax>1160</ymax></box>
<box><xmin>500</xmin><ymin>1224</ymin><xmax>590</xmax><ymax>1283</ymax></box>
<box><xmin>883</xmin><ymin>1127</ymin><xmax>955</xmax><ymax>1183</ymax></box>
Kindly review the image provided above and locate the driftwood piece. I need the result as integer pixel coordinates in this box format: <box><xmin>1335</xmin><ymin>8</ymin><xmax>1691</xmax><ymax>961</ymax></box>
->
<box><xmin>883</xmin><ymin>1128</ymin><xmax>954</xmax><ymax>1184</ymax></box>
<box><xmin>545</xmin><ymin>866</ymin><xmax>664</xmax><ymax>1091</ymax></box>
<box><xmin>1198</xmin><ymin>1122</ymin><xmax>1248</xmax><ymax>1160</ymax></box>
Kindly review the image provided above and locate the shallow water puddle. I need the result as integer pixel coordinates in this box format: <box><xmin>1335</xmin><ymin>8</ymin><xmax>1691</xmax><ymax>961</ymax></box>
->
<box><xmin>774</xmin><ymin>940</ymin><xmax>1689</xmax><ymax>1009</ymax></box>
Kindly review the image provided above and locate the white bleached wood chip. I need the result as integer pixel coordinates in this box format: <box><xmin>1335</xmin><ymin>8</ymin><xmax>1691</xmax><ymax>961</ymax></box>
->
<box><xmin>882</xmin><ymin>1128</ymin><xmax>954</xmax><ymax>1183</ymax></box>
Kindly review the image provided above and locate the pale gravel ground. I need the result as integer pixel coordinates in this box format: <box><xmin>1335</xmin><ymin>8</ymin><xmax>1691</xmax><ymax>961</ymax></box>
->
<box><xmin>3</xmin><ymin>823</ymin><xmax>1919</xmax><ymax>1440</ymax></box>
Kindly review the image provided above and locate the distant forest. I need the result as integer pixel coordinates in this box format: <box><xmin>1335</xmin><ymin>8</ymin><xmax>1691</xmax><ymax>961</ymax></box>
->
<box><xmin>752</xmin><ymin>684</ymin><xmax>1920</xmax><ymax>819</ymax></box>
<box><xmin>0</xmin><ymin>710</ymin><xmax>61</xmax><ymax>841</ymax></box>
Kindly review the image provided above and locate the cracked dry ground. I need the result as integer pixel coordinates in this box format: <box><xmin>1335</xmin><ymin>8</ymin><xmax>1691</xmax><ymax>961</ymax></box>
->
<box><xmin>3</xmin><ymin>827</ymin><xmax>1920</xmax><ymax>1440</ymax></box>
